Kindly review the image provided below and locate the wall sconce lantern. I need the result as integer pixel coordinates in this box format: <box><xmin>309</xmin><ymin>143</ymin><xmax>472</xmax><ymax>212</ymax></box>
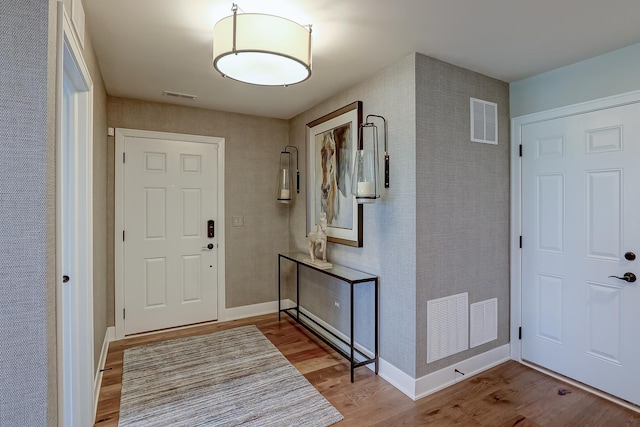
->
<box><xmin>213</xmin><ymin>3</ymin><xmax>312</xmax><ymax>86</ymax></box>
<box><xmin>351</xmin><ymin>115</ymin><xmax>389</xmax><ymax>204</ymax></box>
<box><xmin>277</xmin><ymin>145</ymin><xmax>299</xmax><ymax>203</ymax></box>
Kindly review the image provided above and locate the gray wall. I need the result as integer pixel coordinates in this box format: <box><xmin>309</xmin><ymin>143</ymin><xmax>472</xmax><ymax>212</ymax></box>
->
<box><xmin>0</xmin><ymin>0</ymin><xmax>54</xmax><ymax>425</ymax></box>
<box><xmin>288</xmin><ymin>54</ymin><xmax>418</xmax><ymax>376</ymax></box>
<box><xmin>415</xmin><ymin>54</ymin><xmax>510</xmax><ymax>376</ymax></box>
<box><xmin>288</xmin><ymin>52</ymin><xmax>510</xmax><ymax>379</ymax></box>
<box><xmin>106</xmin><ymin>97</ymin><xmax>290</xmax><ymax>312</ymax></box>
<box><xmin>510</xmin><ymin>42</ymin><xmax>640</xmax><ymax>117</ymax></box>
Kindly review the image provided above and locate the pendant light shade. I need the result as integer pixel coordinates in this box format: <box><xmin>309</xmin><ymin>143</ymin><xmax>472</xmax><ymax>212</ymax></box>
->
<box><xmin>213</xmin><ymin>4</ymin><xmax>312</xmax><ymax>86</ymax></box>
<box><xmin>277</xmin><ymin>146</ymin><xmax>299</xmax><ymax>203</ymax></box>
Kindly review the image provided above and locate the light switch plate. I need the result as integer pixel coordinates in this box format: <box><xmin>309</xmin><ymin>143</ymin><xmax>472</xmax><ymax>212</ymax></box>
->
<box><xmin>232</xmin><ymin>216</ymin><xmax>244</xmax><ymax>227</ymax></box>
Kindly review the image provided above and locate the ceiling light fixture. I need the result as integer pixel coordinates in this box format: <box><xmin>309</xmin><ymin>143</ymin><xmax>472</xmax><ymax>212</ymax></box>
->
<box><xmin>213</xmin><ymin>3</ymin><xmax>312</xmax><ymax>86</ymax></box>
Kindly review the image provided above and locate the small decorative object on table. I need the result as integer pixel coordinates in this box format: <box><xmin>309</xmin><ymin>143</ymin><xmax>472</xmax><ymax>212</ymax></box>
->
<box><xmin>304</xmin><ymin>212</ymin><xmax>332</xmax><ymax>269</ymax></box>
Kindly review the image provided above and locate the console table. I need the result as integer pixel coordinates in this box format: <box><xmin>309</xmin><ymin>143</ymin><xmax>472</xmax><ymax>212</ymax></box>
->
<box><xmin>277</xmin><ymin>252</ymin><xmax>379</xmax><ymax>382</ymax></box>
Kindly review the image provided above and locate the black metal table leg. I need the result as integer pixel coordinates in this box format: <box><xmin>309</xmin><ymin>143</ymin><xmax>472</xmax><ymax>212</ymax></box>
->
<box><xmin>375</xmin><ymin>278</ymin><xmax>379</xmax><ymax>374</ymax></box>
<box><xmin>276</xmin><ymin>253</ymin><xmax>378</xmax><ymax>383</ymax></box>
<box><xmin>350</xmin><ymin>282</ymin><xmax>355</xmax><ymax>383</ymax></box>
<box><xmin>296</xmin><ymin>262</ymin><xmax>300</xmax><ymax>320</ymax></box>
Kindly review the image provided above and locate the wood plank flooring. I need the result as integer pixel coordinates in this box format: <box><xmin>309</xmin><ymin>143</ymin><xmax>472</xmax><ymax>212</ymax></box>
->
<box><xmin>94</xmin><ymin>314</ymin><xmax>640</xmax><ymax>426</ymax></box>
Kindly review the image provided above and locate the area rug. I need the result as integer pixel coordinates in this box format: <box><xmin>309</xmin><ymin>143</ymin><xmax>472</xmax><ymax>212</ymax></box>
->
<box><xmin>118</xmin><ymin>325</ymin><xmax>343</xmax><ymax>427</ymax></box>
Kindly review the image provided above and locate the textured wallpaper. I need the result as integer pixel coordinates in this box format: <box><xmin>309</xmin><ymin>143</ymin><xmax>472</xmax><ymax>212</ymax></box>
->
<box><xmin>0</xmin><ymin>1</ymin><xmax>51</xmax><ymax>425</ymax></box>
<box><xmin>287</xmin><ymin>53</ymin><xmax>510</xmax><ymax>379</ymax></box>
<box><xmin>415</xmin><ymin>53</ymin><xmax>510</xmax><ymax>376</ymax></box>
<box><xmin>288</xmin><ymin>54</ymin><xmax>418</xmax><ymax>376</ymax></box>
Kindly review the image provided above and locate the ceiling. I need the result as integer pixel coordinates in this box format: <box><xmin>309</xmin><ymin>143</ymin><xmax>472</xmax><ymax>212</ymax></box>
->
<box><xmin>83</xmin><ymin>0</ymin><xmax>640</xmax><ymax>119</ymax></box>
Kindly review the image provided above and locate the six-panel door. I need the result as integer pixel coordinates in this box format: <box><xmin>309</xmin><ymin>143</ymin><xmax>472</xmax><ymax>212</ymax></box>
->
<box><xmin>123</xmin><ymin>135</ymin><xmax>219</xmax><ymax>335</ymax></box>
<box><xmin>521</xmin><ymin>102</ymin><xmax>640</xmax><ymax>406</ymax></box>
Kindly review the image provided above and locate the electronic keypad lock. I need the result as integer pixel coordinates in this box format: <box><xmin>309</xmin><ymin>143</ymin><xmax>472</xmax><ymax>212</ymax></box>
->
<box><xmin>207</xmin><ymin>220</ymin><xmax>215</xmax><ymax>238</ymax></box>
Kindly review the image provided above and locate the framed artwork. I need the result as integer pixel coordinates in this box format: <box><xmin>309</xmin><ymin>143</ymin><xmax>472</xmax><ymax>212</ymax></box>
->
<box><xmin>306</xmin><ymin>101</ymin><xmax>363</xmax><ymax>247</ymax></box>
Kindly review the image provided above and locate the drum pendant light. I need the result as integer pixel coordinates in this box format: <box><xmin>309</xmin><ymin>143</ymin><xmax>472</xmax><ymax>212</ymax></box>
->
<box><xmin>213</xmin><ymin>4</ymin><xmax>312</xmax><ymax>86</ymax></box>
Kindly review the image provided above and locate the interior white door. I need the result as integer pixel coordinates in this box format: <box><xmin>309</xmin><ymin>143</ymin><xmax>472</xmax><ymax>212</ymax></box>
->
<box><xmin>521</xmin><ymin>102</ymin><xmax>640</xmax><ymax>406</ymax></box>
<box><xmin>57</xmin><ymin>5</ymin><xmax>94</xmax><ymax>426</ymax></box>
<box><xmin>122</xmin><ymin>133</ymin><xmax>219</xmax><ymax>335</ymax></box>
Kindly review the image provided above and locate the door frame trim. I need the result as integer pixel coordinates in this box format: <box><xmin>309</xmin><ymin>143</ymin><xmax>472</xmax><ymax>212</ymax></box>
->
<box><xmin>114</xmin><ymin>128</ymin><xmax>225</xmax><ymax>340</ymax></box>
<box><xmin>510</xmin><ymin>89</ymin><xmax>640</xmax><ymax>360</ymax></box>
<box><xmin>56</xmin><ymin>3</ymin><xmax>95</xmax><ymax>425</ymax></box>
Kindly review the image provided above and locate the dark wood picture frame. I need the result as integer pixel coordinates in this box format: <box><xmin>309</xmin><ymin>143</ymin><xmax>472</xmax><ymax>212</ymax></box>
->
<box><xmin>306</xmin><ymin>101</ymin><xmax>363</xmax><ymax>247</ymax></box>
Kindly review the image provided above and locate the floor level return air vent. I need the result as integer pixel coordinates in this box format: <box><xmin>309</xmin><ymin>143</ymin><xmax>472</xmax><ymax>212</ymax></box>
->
<box><xmin>427</xmin><ymin>292</ymin><xmax>469</xmax><ymax>363</ymax></box>
<box><xmin>470</xmin><ymin>298</ymin><xmax>498</xmax><ymax>348</ymax></box>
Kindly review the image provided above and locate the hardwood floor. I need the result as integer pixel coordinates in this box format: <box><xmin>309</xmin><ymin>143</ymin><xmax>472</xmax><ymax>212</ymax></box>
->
<box><xmin>94</xmin><ymin>314</ymin><xmax>640</xmax><ymax>426</ymax></box>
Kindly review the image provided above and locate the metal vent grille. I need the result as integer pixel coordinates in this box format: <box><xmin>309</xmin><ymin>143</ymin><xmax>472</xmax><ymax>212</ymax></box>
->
<box><xmin>427</xmin><ymin>292</ymin><xmax>469</xmax><ymax>363</ymax></box>
<box><xmin>163</xmin><ymin>90</ymin><xmax>197</xmax><ymax>100</ymax></box>
<box><xmin>470</xmin><ymin>298</ymin><xmax>498</xmax><ymax>348</ymax></box>
<box><xmin>471</xmin><ymin>97</ymin><xmax>498</xmax><ymax>144</ymax></box>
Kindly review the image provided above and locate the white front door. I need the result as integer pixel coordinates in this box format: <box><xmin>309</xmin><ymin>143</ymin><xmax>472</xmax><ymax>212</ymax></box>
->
<box><xmin>521</xmin><ymin>102</ymin><xmax>640</xmax><ymax>406</ymax></box>
<box><xmin>117</xmin><ymin>129</ymin><xmax>223</xmax><ymax>335</ymax></box>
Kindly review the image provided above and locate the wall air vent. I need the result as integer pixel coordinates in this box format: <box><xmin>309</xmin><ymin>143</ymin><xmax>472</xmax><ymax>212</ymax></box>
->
<box><xmin>163</xmin><ymin>90</ymin><xmax>197</xmax><ymax>100</ymax></box>
<box><xmin>470</xmin><ymin>298</ymin><xmax>498</xmax><ymax>348</ymax></box>
<box><xmin>470</xmin><ymin>97</ymin><xmax>498</xmax><ymax>144</ymax></box>
<box><xmin>427</xmin><ymin>292</ymin><xmax>469</xmax><ymax>363</ymax></box>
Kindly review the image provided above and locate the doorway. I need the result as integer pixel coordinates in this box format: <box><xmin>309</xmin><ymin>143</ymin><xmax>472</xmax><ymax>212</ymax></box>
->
<box><xmin>114</xmin><ymin>129</ymin><xmax>225</xmax><ymax>338</ymax></box>
<box><xmin>511</xmin><ymin>91</ymin><xmax>640</xmax><ymax>409</ymax></box>
<box><xmin>56</xmin><ymin>4</ymin><xmax>94</xmax><ymax>426</ymax></box>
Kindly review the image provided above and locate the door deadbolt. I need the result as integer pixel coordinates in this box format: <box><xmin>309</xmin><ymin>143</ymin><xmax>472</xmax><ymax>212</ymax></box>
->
<box><xmin>625</xmin><ymin>252</ymin><xmax>636</xmax><ymax>261</ymax></box>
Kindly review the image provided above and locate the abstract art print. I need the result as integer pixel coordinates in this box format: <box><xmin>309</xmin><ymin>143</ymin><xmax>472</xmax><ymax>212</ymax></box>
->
<box><xmin>307</xmin><ymin>101</ymin><xmax>363</xmax><ymax>247</ymax></box>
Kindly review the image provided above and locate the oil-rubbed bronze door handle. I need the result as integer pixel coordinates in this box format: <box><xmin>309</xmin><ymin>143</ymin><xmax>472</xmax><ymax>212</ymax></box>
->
<box><xmin>609</xmin><ymin>272</ymin><xmax>637</xmax><ymax>283</ymax></box>
<box><xmin>62</xmin><ymin>275</ymin><xmax>70</xmax><ymax>283</ymax></box>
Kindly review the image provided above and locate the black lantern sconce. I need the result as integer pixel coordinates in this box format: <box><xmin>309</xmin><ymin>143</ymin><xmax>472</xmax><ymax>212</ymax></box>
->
<box><xmin>351</xmin><ymin>114</ymin><xmax>388</xmax><ymax>204</ymax></box>
<box><xmin>276</xmin><ymin>145</ymin><xmax>300</xmax><ymax>203</ymax></box>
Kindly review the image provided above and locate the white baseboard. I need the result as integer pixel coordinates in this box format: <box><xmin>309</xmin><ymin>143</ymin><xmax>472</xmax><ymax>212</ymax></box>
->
<box><xmin>93</xmin><ymin>326</ymin><xmax>115</xmax><ymax>420</ymax></box>
<box><xmin>286</xmin><ymin>301</ymin><xmax>417</xmax><ymax>400</ymax></box>
<box><xmin>374</xmin><ymin>344</ymin><xmax>510</xmax><ymax>401</ymax></box>
<box><xmin>375</xmin><ymin>358</ymin><xmax>417</xmax><ymax>399</ymax></box>
<box><xmin>222</xmin><ymin>299</ymin><xmax>292</xmax><ymax>322</ymax></box>
<box><xmin>292</xmin><ymin>303</ymin><xmax>374</xmax><ymax>357</ymax></box>
<box><xmin>414</xmin><ymin>344</ymin><xmax>510</xmax><ymax>400</ymax></box>
<box><xmin>284</xmin><ymin>300</ymin><xmax>509</xmax><ymax>401</ymax></box>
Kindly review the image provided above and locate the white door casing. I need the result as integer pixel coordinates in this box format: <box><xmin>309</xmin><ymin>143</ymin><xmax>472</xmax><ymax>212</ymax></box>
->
<box><xmin>511</xmin><ymin>91</ymin><xmax>640</xmax><ymax>409</ymax></box>
<box><xmin>56</xmin><ymin>4</ymin><xmax>95</xmax><ymax>426</ymax></box>
<box><xmin>115</xmin><ymin>129</ymin><xmax>225</xmax><ymax>338</ymax></box>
